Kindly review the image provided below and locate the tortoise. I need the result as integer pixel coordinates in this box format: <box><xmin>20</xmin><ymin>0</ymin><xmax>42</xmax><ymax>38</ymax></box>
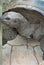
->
<box><xmin>1</xmin><ymin>1</ymin><xmax>44</xmax><ymax>59</ymax></box>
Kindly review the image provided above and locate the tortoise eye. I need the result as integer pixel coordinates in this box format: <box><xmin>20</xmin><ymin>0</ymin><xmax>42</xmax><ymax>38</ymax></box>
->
<box><xmin>5</xmin><ymin>17</ymin><xmax>10</xmax><ymax>20</ymax></box>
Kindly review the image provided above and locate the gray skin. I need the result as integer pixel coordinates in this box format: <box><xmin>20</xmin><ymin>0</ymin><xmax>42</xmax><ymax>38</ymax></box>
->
<box><xmin>2</xmin><ymin>24</ymin><xmax>17</xmax><ymax>45</ymax></box>
<box><xmin>1</xmin><ymin>11</ymin><xmax>36</xmax><ymax>39</ymax></box>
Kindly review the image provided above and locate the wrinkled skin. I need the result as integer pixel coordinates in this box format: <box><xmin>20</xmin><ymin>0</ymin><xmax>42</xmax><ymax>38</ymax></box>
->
<box><xmin>1</xmin><ymin>11</ymin><xmax>37</xmax><ymax>39</ymax></box>
<box><xmin>2</xmin><ymin>24</ymin><xmax>18</xmax><ymax>45</ymax></box>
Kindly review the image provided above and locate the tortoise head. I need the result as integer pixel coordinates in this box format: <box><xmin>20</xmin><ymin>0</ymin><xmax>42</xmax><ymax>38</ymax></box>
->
<box><xmin>0</xmin><ymin>11</ymin><xmax>21</xmax><ymax>28</ymax></box>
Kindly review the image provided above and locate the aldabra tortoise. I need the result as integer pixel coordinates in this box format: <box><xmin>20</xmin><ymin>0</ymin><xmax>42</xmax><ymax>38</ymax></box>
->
<box><xmin>1</xmin><ymin>3</ymin><xmax>44</xmax><ymax>59</ymax></box>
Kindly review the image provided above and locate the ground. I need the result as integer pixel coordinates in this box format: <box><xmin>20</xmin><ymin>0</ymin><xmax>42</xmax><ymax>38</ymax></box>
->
<box><xmin>2</xmin><ymin>35</ymin><xmax>44</xmax><ymax>65</ymax></box>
